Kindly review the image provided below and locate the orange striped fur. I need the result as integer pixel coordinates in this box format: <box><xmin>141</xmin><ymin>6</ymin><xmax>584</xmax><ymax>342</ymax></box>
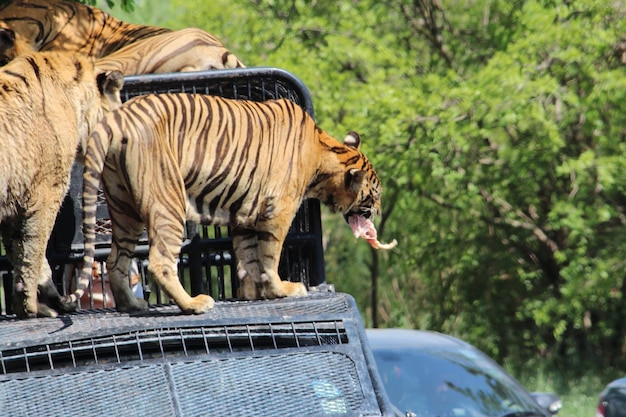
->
<box><xmin>68</xmin><ymin>94</ymin><xmax>383</xmax><ymax>314</ymax></box>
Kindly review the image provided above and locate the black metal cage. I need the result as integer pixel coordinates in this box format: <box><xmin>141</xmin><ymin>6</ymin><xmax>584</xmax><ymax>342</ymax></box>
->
<box><xmin>0</xmin><ymin>67</ymin><xmax>328</xmax><ymax>313</ymax></box>
<box><xmin>0</xmin><ymin>68</ymin><xmax>397</xmax><ymax>417</ymax></box>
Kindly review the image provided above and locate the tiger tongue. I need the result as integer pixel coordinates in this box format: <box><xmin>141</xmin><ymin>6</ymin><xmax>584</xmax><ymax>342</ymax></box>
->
<box><xmin>347</xmin><ymin>215</ymin><xmax>398</xmax><ymax>250</ymax></box>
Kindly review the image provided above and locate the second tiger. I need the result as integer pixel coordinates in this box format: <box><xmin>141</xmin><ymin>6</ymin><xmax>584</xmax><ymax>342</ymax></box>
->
<box><xmin>65</xmin><ymin>94</ymin><xmax>386</xmax><ymax>314</ymax></box>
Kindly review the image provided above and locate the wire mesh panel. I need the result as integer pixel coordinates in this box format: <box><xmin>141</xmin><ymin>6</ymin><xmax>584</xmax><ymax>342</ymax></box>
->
<box><xmin>0</xmin><ymin>293</ymin><xmax>396</xmax><ymax>417</ymax></box>
<box><xmin>0</xmin><ymin>67</ymin><xmax>327</xmax><ymax>314</ymax></box>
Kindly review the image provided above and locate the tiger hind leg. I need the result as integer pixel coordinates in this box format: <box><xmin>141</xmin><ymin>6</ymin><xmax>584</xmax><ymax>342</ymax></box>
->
<box><xmin>2</xmin><ymin>207</ymin><xmax>73</xmax><ymax>318</ymax></box>
<box><xmin>232</xmin><ymin>231</ymin><xmax>263</xmax><ymax>300</ymax></box>
<box><xmin>108</xmin><ymin>251</ymin><xmax>148</xmax><ymax>312</ymax></box>
<box><xmin>145</xmin><ymin>212</ymin><xmax>214</xmax><ymax>314</ymax></box>
<box><xmin>104</xmin><ymin>219</ymin><xmax>147</xmax><ymax>312</ymax></box>
<box><xmin>233</xmin><ymin>226</ymin><xmax>307</xmax><ymax>300</ymax></box>
<box><xmin>100</xmin><ymin>179</ymin><xmax>149</xmax><ymax>312</ymax></box>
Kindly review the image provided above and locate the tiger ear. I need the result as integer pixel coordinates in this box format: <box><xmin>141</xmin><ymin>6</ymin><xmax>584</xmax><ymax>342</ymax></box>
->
<box><xmin>344</xmin><ymin>131</ymin><xmax>361</xmax><ymax>150</ymax></box>
<box><xmin>0</xmin><ymin>27</ymin><xmax>16</xmax><ymax>63</ymax></box>
<box><xmin>347</xmin><ymin>168</ymin><xmax>366</xmax><ymax>193</ymax></box>
<box><xmin>0</xmin><ymin>27</ymin><xmax>15</xmax><ymax>50</ymax></box>
<box><xmin>96</xmin><ymin>70</ymin><xmax>124</xmax><ymax>109</ymax></box>
<box><xmin>96</xmin><ymin>70</ymin><xmax>124</xmax><ymax>95</ymax></box>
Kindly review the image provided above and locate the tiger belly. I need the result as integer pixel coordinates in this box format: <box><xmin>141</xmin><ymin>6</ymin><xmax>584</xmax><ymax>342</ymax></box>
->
<box><xmin>185</xmin><ymin>202</ymin><xmax>231</xmax><ymax>226</ymax></box>
<box><xmin>185</xmin><ymin>198</ymin><xmax>263</xmax><ymax>228</ymax></box>
<box><xmin>185</xmin><ymin>189</ymin><xmax>307</xmax><ymax>300</ymax></box>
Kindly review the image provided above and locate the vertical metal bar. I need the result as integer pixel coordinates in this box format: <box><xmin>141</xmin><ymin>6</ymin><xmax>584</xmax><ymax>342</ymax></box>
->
<box><xmin>113</xmin><ymin>334</ymin><xmax>121</xmax><ymax>363</ymax></box>
<box><xmin>307</xmin><ymin>199</ymin><xmax>326</xmax><ymax>286</ymax></box>
<box><xmin>313</xmin><ymin>322</ymin><xmax>322</xmax><ymax>346</ymax></box>
<box><xmin>187</xmin><ymin>227</ymin><xmax>204</xmax><ymax>297</ymax></box>
<box><xmin>22</xmin><ymin>348</ymin><xmax>30</xmax><ymax>372</ymax></box>
<box><xmin>334</xmin><ymin>321</ymin><xmax>343</xmax><ymax>345</ymax></box>
<box><xmin>205</xmin><ymin>247</ymin><xmax>214</xmax><ymax>299</ymax></box>
<box><xmin>216</xmin><ymin>227</ymin><xmax>226</xmax><ymax>300</ymax></box>
<box><xmin>201</xmin><ymin>327</ymin><xmax>210</xmax><ymax>354</ymax></box>
<box><xmin>69</xmin><ymin>340</ymin><xmax>76</xmax><ymax>367</ymax></box>
<box><xmin>246</xmin><ymin>325</ymin><xmax>255</xmax><ymax>353</ymax></box>
<box><xmin>90</xmin><ymin>338</ymin><xmax>99</xmax><ymax>365</ymax></box>
<box><xmin>180</xmin><ymin>328</ymin><xmax>188</xmax><ymax>356</ymax></box>
<box><xmin>269</xmin><ymin>323</ymin><xmax>278</xmax><ymax>350</ymax></box>
<box><xmin>135</xmin><ymin>332</ymin><xmax>143</xmax><ymax>361</ymax></box>
<box><xmin>228</xmin><ymin>227</ymin><xmax>238</xmax><ymax>297</ymax></box>
<box><xmin>225</xmin><ymin>326</ymin><xmax>233</xmax><ymax>353</ymax></box>
<box><xmin>291</xmin><ymin>323</ymin><xmax>300</xmax><ymax>348</ymax></box>
<box><xmin>2</xmin><ymin>271</ymin><xmax>11</xmax><ymax>315</ymax></box>
<box><xmin>99</xmin><ymin>260</ymin><xmax>108</xmax><ymax>308</ymax></box>
<box><xmin>157</xmin><ymin>329</ymin><xmax>165</xmax><ymax>359</ymax></box>
<box><xmin>46</xmin><ymin>344</ymin><xmax>54</xmax><ymax>370</ymax></box>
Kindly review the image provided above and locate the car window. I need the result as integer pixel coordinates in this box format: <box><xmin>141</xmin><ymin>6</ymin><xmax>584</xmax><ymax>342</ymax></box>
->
<box><xmin>372</xmin><ymin>348</ymin><xmax>545</xmax><ymax>417</ymax></box>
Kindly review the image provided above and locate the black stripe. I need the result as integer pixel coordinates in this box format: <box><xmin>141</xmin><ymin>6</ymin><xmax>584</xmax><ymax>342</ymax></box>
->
<box><xmin>25</xmin><ymin>56</ymin><xmax>40</xmax><ymax>81</ymax></box>
<box><xmin>4</xmin><ymin>70</ymin><xmax>28</xmax><ymax>84</ymax></box>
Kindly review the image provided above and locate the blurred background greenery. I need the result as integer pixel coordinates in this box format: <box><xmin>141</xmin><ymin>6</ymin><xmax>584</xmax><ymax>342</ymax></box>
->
<box><xmin>94</xmin><ymin>0</ymin><xmax>626</xmax><ymax>412</ymax></box>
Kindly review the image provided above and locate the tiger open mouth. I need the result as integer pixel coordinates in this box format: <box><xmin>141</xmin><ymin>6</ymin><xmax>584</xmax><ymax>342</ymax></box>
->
<box><xmin>346</xmin><ymin>213</ymin><xmax>397</xmax><ymax>250</ymax></box>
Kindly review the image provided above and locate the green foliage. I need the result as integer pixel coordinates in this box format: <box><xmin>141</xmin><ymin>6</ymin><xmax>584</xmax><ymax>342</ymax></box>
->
<box><xmin>113</xmin><ymin>0</ymin><xmax>626</xmax><ymax>373</ymax></box>
<box><xmin>82</xmin><ymin>0</ymin><xmax>135</xmax><ymax>13</ymax></box>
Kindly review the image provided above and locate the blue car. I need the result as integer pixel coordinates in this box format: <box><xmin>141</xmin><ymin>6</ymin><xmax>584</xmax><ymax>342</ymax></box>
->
<box><xmin>366</xmin><ymin>328</ymin><xmax>562</xmax><ymax>417</ymax></box>
<box><xmin>598</xmin><ymin>378</ymin><xmax>626</xmax><ymax>417</ymax></box>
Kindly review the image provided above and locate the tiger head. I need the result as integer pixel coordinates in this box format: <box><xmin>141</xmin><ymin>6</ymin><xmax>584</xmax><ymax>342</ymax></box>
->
<box><xmin>334</xmin><ymin>131</ymin><xmax>397</xmax><ymax>249</ymax></box>
<box><xmin>338</xmin><ymin>131</ymin><xmax>382</xmax><ymax>223</ymax></box>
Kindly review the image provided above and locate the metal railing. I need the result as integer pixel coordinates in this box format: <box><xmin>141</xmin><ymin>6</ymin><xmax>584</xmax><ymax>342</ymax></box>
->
<box><xmin>0</xmin><ymin>67</ymin><xmax>327</xmax><ymax>314</ymax></box>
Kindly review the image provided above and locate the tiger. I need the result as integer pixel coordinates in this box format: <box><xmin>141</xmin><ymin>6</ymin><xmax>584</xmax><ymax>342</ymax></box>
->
<box><xmin>0</xmin><ymin>0</ymin><xmax>170</xmax><ymax>58</ymax></box>
<box><xmin>95</xmin><ymin>27</ymin><xmax>245</xmax><ymax>75</ymax></box>
<box><xmin>0</xmin><ymin>50</ymin><xmax>124</xmax><ymax>318</ymax></box>
<box><xmin>65</xmin><ymin>93</ymin><xmax>385</xmax><ymax>314</ymax></box>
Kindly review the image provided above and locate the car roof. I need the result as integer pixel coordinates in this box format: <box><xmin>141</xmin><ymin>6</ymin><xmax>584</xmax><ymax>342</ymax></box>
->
<box><xmin>366</xmin><ymin>328</ymin><xmax>475</xmax><ymax>351</ymax></box>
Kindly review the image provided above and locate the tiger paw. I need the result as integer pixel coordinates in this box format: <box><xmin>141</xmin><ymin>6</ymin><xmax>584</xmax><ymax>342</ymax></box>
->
<box><xmin>263</xmin><ymin>276</ymin><xmax>307</xmax><ymax>299</ymax></box>
<box><xmin>180</xmin><ymin>294</ymin><xmax>215</xmax><ymax>314</ymax></box>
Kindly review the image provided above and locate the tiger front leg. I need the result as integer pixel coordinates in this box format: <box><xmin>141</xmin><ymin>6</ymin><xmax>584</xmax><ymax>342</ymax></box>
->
<box><xmin>233</xmin><ymin>226</ymin><xmax>307</xmax><ymax>300</ymax></box>
<box><xmin>147</xmin><ymin>256</ymin><xmax>214</xmax><ymax>314</ymax></box>
<box><xmin>259</xmin><ymin>221</ymin><xmax>307</xmax><ymax>299</ymax></box>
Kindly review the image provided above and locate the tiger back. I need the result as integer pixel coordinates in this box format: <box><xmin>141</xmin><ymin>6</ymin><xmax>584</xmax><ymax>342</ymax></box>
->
<box><xmin>0</xmin><ymin>0</ymin><xmax>170</xmax><ymax>57</ymax></box>
<box><xmin>95</xmin><ymin>27</ymin><xmax>245</xmax><ymax>75</ymax></box>
<box><xmin>0</xmin><ymin>50</ymin><xmax>123</xmax><ymax>318</ymax></box>
<box><xmin>71</xmin><ymin>94</ymin><xmax>384</xmax><ymax>315</ymax></box>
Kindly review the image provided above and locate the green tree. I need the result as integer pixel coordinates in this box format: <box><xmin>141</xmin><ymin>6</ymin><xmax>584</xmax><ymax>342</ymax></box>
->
<box><xmin>82</xmin><ymin>0</ymin><xmax>135</xmax><ymax>12</ymax></box>
<box><xmin>110</xmin><ymin>0</ymin><xmax>626</xmax><ymax>371</ymax></box>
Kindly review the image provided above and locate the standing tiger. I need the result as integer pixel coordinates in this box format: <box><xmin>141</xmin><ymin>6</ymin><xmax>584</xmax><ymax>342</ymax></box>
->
<box><xmin>66</xmin><ymin>94</ymin><xmax>386</xmax><ymax>314</ymax></box>
<box><xmin>0</xmin><ymin>0</ymin><xmax>169</xmax><ymax>58</ymax></box>
<box><xmin>95</xmin><ymin>27</ymin><xmax>245</xmax><ymax>75</ymax></box>
<box><xmin>0</xmin><ymin>50</ymin><xmax>123</xmax><ymax>318</ymax></box>
<box><xmin>0</xmin><ymin>0</ymin><xmax>246</xmax><ymax>73</ymax></box>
